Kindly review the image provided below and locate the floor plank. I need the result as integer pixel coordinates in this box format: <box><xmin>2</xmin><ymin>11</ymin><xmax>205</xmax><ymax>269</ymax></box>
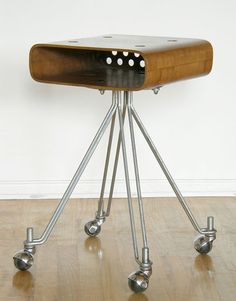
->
<box><xmin>0</xmin><ymin>197</ymin><xmax>236</xmax><ymax>301</ymax></box>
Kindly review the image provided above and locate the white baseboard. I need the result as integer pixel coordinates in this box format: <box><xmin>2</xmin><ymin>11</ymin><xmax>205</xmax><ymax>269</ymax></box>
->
<box><xmin>0</xmin><ymin>179</ymin><xmax>235</xmax><ymax>199</ymax></box>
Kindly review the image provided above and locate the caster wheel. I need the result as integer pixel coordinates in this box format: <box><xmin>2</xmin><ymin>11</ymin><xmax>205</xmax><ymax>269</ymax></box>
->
<box><xmin>194</xmin><ymin>235</ymin><xmax>213</xmax><ymax>254</ymax></box>
<box><xmin>128</xmin><ymin>271</ymin><xmax>149</xmax><ymax>293</ymax></box>
<box><xmin>13</xmin><ymin>250</ymin><xmax>34</xmax><ymax>271</ymax></box>
<box><xmin>84</xmin><ymin>220</ymin><xmax>101</xmax><ymax>237</ymax></box>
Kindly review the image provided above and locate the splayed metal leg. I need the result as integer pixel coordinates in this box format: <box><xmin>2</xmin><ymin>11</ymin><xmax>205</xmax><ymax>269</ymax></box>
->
<box><xmin>131</xmin><ymin>101</ymin><xmax>216</xmax><ymax>253</ymax></box>
<box><xmin>13</xmin><ymin>93</ymin><xmax>118</xmax><ymax>270</ymax></box>
<box><xmin>14</xmin><ymin>90</ymin><xmax>216</xmax><ymax>294</ymax></box>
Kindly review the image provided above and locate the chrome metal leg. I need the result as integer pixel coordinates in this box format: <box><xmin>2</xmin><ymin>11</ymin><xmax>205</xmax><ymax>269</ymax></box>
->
<box><xmin>127</xmin><ymin>92</ymin><xmax>148</xmax><ymax>249</ymax></box>
<box><xmin>14</xmin><ymin>94</ymin><xmax>117</xmax><ymax>270</ymax></box>
<box><xmin>95</xmin><ymin>93</ymin><xmax>127</xmax><ymax>218</ymax></box>
<box><xmin>84</xmin><ymin>112</ymin><xmax>116</xmax><ymax>237</ymax></box>
<box><xmin>131</xmin><ymin>104</ymin><xmax>217</xmax><ymax>244</ymax></box>
<box><xmin>84</xmin><ymin>96</ymin><xmax>127</xmax><ymax>237</ymax></box>
<box><xmin>96</xmin><ymin>112</ymin><xmax>116</xmax><ymax>218</ymax></box>
<box><xmin>105</xmin><ymin>95</ymin><xmax>127</xmax><ymax>217</ymax></box>
<box><xmin>126</xmin><ymin>91</ymin><xmax>152</xmax><ymax>292</ymax></box>
<box><xmin>117</xmin><ymin>91</ymin><xmax>152</xmax><ymax>292</ymax></box>
<box><xmin>14</xmin><ymin>87</ymin><xmax>216</xmax><ymax>294</ymax></box>
<box><xmin>117</xmin><ymin>91</ymin><xmax>140</xmax><ymax>264</ymax></box>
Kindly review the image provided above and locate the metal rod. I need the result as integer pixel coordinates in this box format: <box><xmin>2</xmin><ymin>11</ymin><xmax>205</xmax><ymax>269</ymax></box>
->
<box><xmin>25</xmin><ymin>95</ymin><xmax>117</xmax><ymax>247</ymax></box>
<box><xmin>127</xmin><ymin>91</ymin><xmax>148</xmax><ymax>248</ymax></box>
<box><xmin>207</xmin><ymin>216</ymin><xmax>214</xmax><ymax>231</ymax></box>
<box><xmin>131</xmin><ymin>105</ymin><xmax>215</xmax><ymax>236</ymax></box>
<box><xmin>142</xmin><ymin>247</ymin><xmax>150</xmax><ymax>264</ymax></box>
<box><xmin>26</xmin><ymin>228</ymin><xmax>33</xmax><ymax>242</ymax></box>
<box><xmin>117</xmin><ymin>91</ymin><xmax>140</xmax><ymax>264</ymax></box>
<box><xmin>96</xmin><ymin>111</ymin><xmax>116</xmax><ymax>217</ymax></box>
<box><xmin>105</xmin><ymin>94</ymin><xmax>127</xmax><ymax>217</ymax></box>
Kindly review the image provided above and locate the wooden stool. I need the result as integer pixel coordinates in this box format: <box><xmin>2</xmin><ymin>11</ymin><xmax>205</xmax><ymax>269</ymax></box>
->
<box><xmin>13</xmin><ymin>34</ymin><xmax>217</xmax><ymax>293</ymax></box>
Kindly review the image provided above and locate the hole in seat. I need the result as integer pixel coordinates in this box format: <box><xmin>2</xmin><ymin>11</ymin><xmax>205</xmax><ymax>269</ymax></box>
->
<box><xmin>106</xmin><ymin>57</ymin><xmax>112</xmax><ymax>64</ymax></box>
<box><xmin>128</xmin><ymin>59</ymin><xmax>134</xmax><ymax>66</ymax></box>
<box><xmin>117</xmin><ymin>58</ymin><xmax>123</xmax><ymax>65</ymax></box>
<box><xmin>140</xmin><ymin>60</ymin><xmax>145</xmax><ymax>68</ymax></box>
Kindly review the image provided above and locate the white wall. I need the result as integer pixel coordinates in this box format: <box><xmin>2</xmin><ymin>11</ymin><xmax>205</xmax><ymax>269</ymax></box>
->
<box><xmin>0</xmin><ymin>0</ymin><xmax>236</xmax><ymax>199</ymax></box>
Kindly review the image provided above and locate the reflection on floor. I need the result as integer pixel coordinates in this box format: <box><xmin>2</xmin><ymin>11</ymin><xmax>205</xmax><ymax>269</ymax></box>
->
<box><xmin>0</xmin><ymin>197</ymin><xmax>235</xmax><ymax>301</ymax></box>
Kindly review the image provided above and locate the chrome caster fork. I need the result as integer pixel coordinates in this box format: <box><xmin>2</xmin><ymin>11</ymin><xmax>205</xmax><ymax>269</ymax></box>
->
<box><xmin>84</xmin><ymin>211</ymin><xmax>106</xmax><ymax>237</ymax></box>
<box><xmin>13</xmin><ymin>250</ymin><xmax>34</xmax><ymax>271</ymax></box>
<box><xmin>128</xmin><ymin>270</ymin><xmax>151</xmax><ymax>293</ymax></box>
<box><xmin>128</xmin><ymin>247</ymin><xmax>152</xmax><ymax>293</ymax></box>
<box><xmin>194</xmin><ymin>216</ymin><xmax>216</xmax><ymax>254</ymax></box>
<box><xmin>13</xmin><ymin>227</ymin><xmax>36</xmax><ymax>271</ymax></box>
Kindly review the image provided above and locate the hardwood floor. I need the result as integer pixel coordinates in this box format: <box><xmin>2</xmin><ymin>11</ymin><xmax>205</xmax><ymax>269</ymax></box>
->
<box><xmin>0</xmin><ymin>197</ymin><xmax>236</xmax><ymax>301</ymax></box>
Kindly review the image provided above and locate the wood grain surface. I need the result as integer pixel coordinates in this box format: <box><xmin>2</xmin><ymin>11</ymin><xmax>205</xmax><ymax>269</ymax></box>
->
<box><xmin>29</xmin><ymin>34</ymin><xmax>213</xmax><ymax>91</ymax></box>
<box><xmin>0</xmin><ymin>197</ymin><xmax>235</xmax><ymax>301</ymax></box>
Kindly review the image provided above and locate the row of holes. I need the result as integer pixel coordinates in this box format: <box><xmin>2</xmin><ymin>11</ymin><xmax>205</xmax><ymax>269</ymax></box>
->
<box><xmin>106</xmin><ymin>51</ymin><xmax>144</xmax><ymax>67</ymax></box>
<box><xmin>111</xmin><ymin>51</ymin><xmax>140</xmax><ymax>57</ymax></box>
<box><xmin>65</xmin><ymin>41</ymin><xmax>145</xmax><ymax>67</ymax></box>
<box><xmin>106</xmin><ymin>57</ymin><xmax>145</xmax><ymax>67</ymax></box>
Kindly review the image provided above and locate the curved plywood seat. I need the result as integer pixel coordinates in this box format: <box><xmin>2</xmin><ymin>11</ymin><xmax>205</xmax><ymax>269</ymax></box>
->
<box><xmin>30</xmin><ymin>34</ymin><xmax>213</xmax><ymax>91</ymax></box>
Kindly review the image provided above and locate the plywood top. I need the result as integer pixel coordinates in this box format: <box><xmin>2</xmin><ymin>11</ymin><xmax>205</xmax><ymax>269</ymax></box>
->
<box><xmin>30</xmin><ymin>34</ymin><xmax>213</xmax><ymax>91</ymax></box>
<box><xmin>49</xmin><ymin>34</ymin><xmax>209</xmax><ymax>53</ymax></box>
